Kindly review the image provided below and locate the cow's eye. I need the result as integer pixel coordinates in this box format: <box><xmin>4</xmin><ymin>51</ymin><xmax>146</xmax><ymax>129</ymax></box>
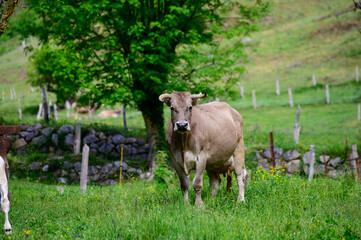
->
<box><xmin>170</xmin><ymin>106</ymin><xmax>175</xmax><ymax>111</ymax></box>
<box><xmin>189</xmin><ymin>106</ymin><xmax>193</xmax><ymax>111</ymax></box>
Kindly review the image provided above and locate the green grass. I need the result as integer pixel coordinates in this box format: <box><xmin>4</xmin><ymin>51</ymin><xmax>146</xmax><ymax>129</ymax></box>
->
<box><xmin>5</xmin><ymin>171</ymin><xmax>361</xmax><ymax>239</ymax></box>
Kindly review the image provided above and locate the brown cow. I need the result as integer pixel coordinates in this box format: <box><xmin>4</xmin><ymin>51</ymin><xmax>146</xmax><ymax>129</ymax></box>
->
<box><xmin>159</xmin><ymin>91</ymin><xmax>247</xmax><ymax>205</ymax></box>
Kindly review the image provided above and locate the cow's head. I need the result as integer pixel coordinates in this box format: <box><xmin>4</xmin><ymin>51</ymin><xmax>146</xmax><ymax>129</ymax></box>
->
<box><xmin>159</xmin><ymin>91</ymin><xmax>206</xmax><ymax>133</ymax></box>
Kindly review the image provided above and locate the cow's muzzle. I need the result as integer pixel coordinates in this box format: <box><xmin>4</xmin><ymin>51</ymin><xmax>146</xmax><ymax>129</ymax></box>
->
<box><xmin>174</xmin><ymin>121</ymin><xmax>190</xmax><ymax>132</ymax></box>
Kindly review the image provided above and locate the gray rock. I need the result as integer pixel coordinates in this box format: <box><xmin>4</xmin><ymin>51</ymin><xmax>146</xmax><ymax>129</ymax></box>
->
<box><xmin>52</xmin><ymin>134</ymin><xmax>58</xmax><ymax>146</ymax></box>
<box><xmin>303</xmin><ymin>151</ymin><xmax>312</xmax><ymax>164</ymax></box>
<box><xmin>285</xmin><ymin>160</ymin><xmax>301</xmax><ymax>173</ymax></box>
<box><xmin>90</xmin><ymin>143</ymin><xmax>98</xmax><ymax>149</ymax></box>
<box><xmin>19</xmin><ymin>123</ymin><xmax>29</xmax><ymax>131</ymax></box>
<box><xmin>57</xmin><ymin>177</ymin><xmax>68</xmax><ymax>184</ymax></box>
<box><xmin>20</xmin><ymin>131</ymin><xmax>36</xmax><ymax>141</ymax></box>
<box><xmin>53</xmin><ymin>169</ymin><xmax>61</xmax><ymax>177</ymax></box>
<box><xmin>98</xmin><ymin>143</ymin><xmax>114</xmax><ymax>153</ymax></box>
<box><xmin>88</xmin><ymin>128</ymin><xmax>96</xmax><ymax>134</ymax></box>
<box><xmin>42</xmin><ymin>165</ymin><xmax>49</xmax><ymax>172</ymax></box>
<box><xmin>98</xmin><ymin>132</ymin><xmax>107</xmax><ymax>140</ymax></box>
<box><xmin>262</xmin><ymin>147</ymin><xmax>283</xmax><ymax>159</ymax></box>
<box><xmin>96</xmin><ymin>165</ymin><xmax>102</xmax><ymax>170</ymax></box>
<box><xmin>110</xmin><ymin>151</ymin><xmax>120</xmax><ymax>158</ymax></box>
<box><xmin>63</xmin><ymin>161</ymin><xmax>74</xmax><ymax>169</ymax></box>
<box><xmin>127</xmin><ymin>167</ymin><xmax>137</xmax><ymax>173</ymax></box>
<box><xmin>88</xmin><ymin>166</ymin><xmax>99</xmax><ymax>175</ymax></box>
<box><xmin>83</xmin><ymin>134</ymin><xmax>99</xmax><ymax>145</ymax></box>
<box><xmin>61</xmin><ymin>170</ymin><xmax>68</xmax><ymax>177</ymax></box>
<box><xmin>258</xmin><ymin>159</ymin><xmax>270</xmax><ymax>169</ymax></box>
<box><xmin>126</xmin><ymin>137</ymin><xmax>137</xmax><ymax>144</ymax></box>
<box><xmin>90</xmin><ymin>148</ymin><xmax>98</xmax><ymax>155</ymax></box>
<box><xmin>56</xmin><ymin>149</ymin><xmax>64</xmax><ymax>155</ymax></box>
<box><xmin>14</xmin><ymin>138</ymin><xmax>27</xmax><ymax>149</ymax></box>
<box><xmin>102</xmin><ymin>163</ymin><xmax>113</xmax><ymax>174</ymax></box>
<box><xmin>58</xmin><ymin>125</ymin><xmax>74</xmax><ymax>135</ymax></box>
<box><xmin>283</xmin><ymin>150</ymin><xmax>301</xmax><ymax>161</ymax></box>
<box><xmin>112</xmin><ymin>134</ymin><xmax>126</xmax><ymax>144</ymax></box>
<box><xmin>64</xmin><ymin>134</ymin><xmax>74</xmax><ymax>148</ymax></box>
<box><xmin>328</xmin><ymin>170</ymin><xmax>345</xmax><ymax>179</ymax></box>
<box><xmin>91</xmin><ymin>174</ymin><xmax>101</xmax><ymax>182</ymax></box>
<box><xmin>136</xmin><ymin>169</ymin><xmax>143</xmax><ymax>175</ymax></box>
<box><xmin>41</xmin><ymin>127</ymin><xmax>54</xmax><ymax>137</ymax></box>
<box><xmin>27</xmin><ymin>123</ymin><xmax>43</xmax><ymax>132</ymax></box>
<box><xmin>70</xmin><ymin>173</ymin><xmax>79</xmax><ymax>182</ymax></box>
<box><xmin>16</xmin><ymin>147</ymin><xmax>28</xmax><ymax>156</ymax></box>
<box><xmin>319</xmin><ymin>155</ymin><xmax>330</xmax><ymax>164</ymax></box>
<box><xmin>317</xmin><ymin>165</ymin><xmax>335</xmax><ymax>174</ymax></box>
<box><xmin>32</xmin><ymin>135</ymin><xmax>46</xmax><ymax>146</ymax></box>
<box><xmin>97</xmin><ymin>140</ymin><xmax>106</xmax><ymax>147</ymax></box>
<box><xmin>131</xmin><ymin>147</ymin><xmax>137</xmax><ymax>155</ymax></box>
<box><xmin>74</xmin><ymin>162</ymin><xmax>82</xmax><ymax>172</ymax></box>
<box><xmin>116</xmin><ymin>145</ymin><xmax>131</xmax><ymax>156</ymax></box>
<box><xmin>29</xmin><ymin>162</ymin><xmax>42</xmax><ymax>170</ymax></box>
<box><xmin>328</xmin><ymin>157</ymin><xmax>342</xmax><ymax>168</ymax></box>
<box><xmin>101</xmin><ymin>179</ymin><xmax>117</xmax><ymax>186</ymax></box>
<box><xmin>253</xmin><ymin>151</ymin><xmax>263</xmax><ymax>161</ymax></box>
<box><xmin>137</xmin><ymin>144</ymin><xmax>150</xmax><ymax>154</ymax></box>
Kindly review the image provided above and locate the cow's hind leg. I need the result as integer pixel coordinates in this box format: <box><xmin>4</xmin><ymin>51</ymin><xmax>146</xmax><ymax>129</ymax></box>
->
<box><xmin>208</xmin><ymin>171</ymin><xmax>221</xmax><ymax>197</ymax></box>
<box><xmin>233</xmin><ymin>136</ymin><xmax>247</xmax><ymax>202</ymax></box>
<box><xmin>173</xmin><ymin>162</ymin><xmax>190</xmax><ymax>204</ymax></box>
<box><xmin>226</xmin><ymin>167</ymin><xmax>233</xmax><ymax>193</ymax></box>
<box><xmin>0</xmin><ymin>157</ymin><xmax>11</xmax><ymax>234</ymax></box>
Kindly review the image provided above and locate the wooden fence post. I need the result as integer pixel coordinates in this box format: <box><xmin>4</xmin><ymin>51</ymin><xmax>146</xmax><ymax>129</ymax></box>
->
<box><xmin>308</xmin><ymin>145</ymin><xmax>315</xmax><ymax>181</ymax></box>
<box><xmin>37</xmin><ymin>103</ymin><xmax>43</xmax><ymax>120</ymax></box>
<box><xmin>358</xmin><ymin>104</ymin><xmax>360</xmax><ymax>120</ymax></box>
<box><xmin>351</xmin><ymin>144</ymin><xmax>359</xmax><ymax>178</ymax></box>
<box><xmin>288</xmin><ymin>88</ymin><xmax>293</xmax><ymax>108</ymax></box>
<box><xmin>325</xmin><ymin>84</ymin><xmax>330</xmax><ymax>104</ymax></box>
<box><xmin>269</xmin><ymin>132</ymin><xmax>276</xmax><ymax>172</ymax></box>
<box><xmin>18</xmin><ymin>99</ymin><xmax>22</xmax><ymax>120</ymax></box>
<box><xmin>237</xmin><ymin>82</ymin><xmax>244</xmax><ymax>98</ymax></box>
<box><xmin>356</xmin><ymin>66</ymin><xmax>359</xmax><ymax>83</ymax></box>
<box><xmin>276</xmin><ymin>76</ymin><xmax>280</xmax><ymax>96</ymax></box>
<box><xmin>80</xmin><ymin>144</ymin><xmax>89</xmax><ymax>193</ymax></box>
<box><xmin>252</xmin><ymin>90</ymin><xmax>257</xmax><ymax>109</ymax></box>
<box><xmin>54</xmin><ymin>104</ymin><xmax>58</xmax><ymax>120</ymax></box>
<box><xmin>74</xmin><ymin>124</ymin><xmax>81</xmax><ymax>155</ymax></box>
<box><xmin>293</xmin><ymin>105</ymin><xmax>301</xmax><ymax>144</ymax></box>
<box><xmin>42</xmin><ymin>87</ymin><xmax>49</xmax><ymax>123</ymax></box>
<box><xmin>13</xmin><ymin>87</ymin><xmax>16</xmax><ymax>99</ymax></box>
<box><xmin>30</xmin><ymin>86</ymin><xmax>34</xmax><ymax>93</ymax></box>
<box><xmin>48</xmin><ymin>100</ymin><xmax>52</xmax><ymax>117</ymax></box>
<box><xmin>312</xmin><ymin>73</ymin><xmax>316</xmax><ymax>86</ymax></box>
<box><xmin>66</xmin><ymin>101</ymin><xmax>71</xmax><ymax>119</ymax></box>
<box><xmin>10</xmin><ymin>89</ymin><xmax>13</xmax><ymax>100</ymax></box>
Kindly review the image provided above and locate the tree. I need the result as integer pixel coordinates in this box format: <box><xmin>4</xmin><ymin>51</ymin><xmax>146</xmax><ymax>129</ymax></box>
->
<box><xmin>0</xmin><ymin>0</ymin><xmax>20</xmax><ymax>38</ymax></box>
<box><xmin>23</xmin><ymin>0</ymin><xmax>269</xmax><ymax>173</ymax></box>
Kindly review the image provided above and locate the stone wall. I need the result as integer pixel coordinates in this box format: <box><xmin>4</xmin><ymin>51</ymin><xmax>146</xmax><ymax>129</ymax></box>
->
<box><xmin>255</xmin><ymin>147</ymin><xmax>348</xmax><ymax>179</ymax></box>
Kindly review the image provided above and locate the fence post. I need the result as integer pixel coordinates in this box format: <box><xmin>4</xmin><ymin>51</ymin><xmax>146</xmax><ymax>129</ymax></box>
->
<box><xmin>66</xmin><ymin>101</ymin><xmax>71</xmax><ymax>119</ymax></box>
<box><xmin>269</xmin><ymin>132</ymin><xmax>276</xmax><ymax>173</ymax></box>
<box><xmin>54</xmin><ymin>104</ymin><xmax>58</xmax><ymax>120</ymax></box>
<box><xmin>237</xmin><ymin>82</ymin><xmax>244</xmax><ymax>98</ymax></box>
<box><xmin>48</xmin><ymin>100</ymin><xmax>52</xmax><ymax>117</ymax></box>
<box><xmin>325</xmin><ymin>84</ymin><xmax>330</xmax><ymax>104</ymax></box>
<box><xmin>358</xmin><ymin>104</ymin><xmax>360</xmax><ymax>120</ymax></box>
<box><xmin>18</xmin><ymin>99</ymin><xmax>22</xmax><ymax>120</ymax></box>
<box><xmin>293</xmin><ymin>105</ymin><xmax>301</xmax><ymax>144</ymax></box>
<box><xmin>2</xmin><ymin>91</ymin><xmax>4</xmax><ymax>100</ymax></box>
<box><xmin>312</xmin><ymin>73</ymin><xmax>316</xmax><ymax>86</ymax></box>
<box><xmin>13</xmin><ymin>87</ymin><xmax>16</xmax><ymax>99</ymax></box>
<box><xmin>37</xmin><ymin>103</ymin><xmax>43</xmax><ymax>120</ymax></box>
<box><xmin>42</xmin><ymin>87</ymin><xmax>49</xmax><ymax>123</ymax></box>
<box><xmin>288</xmin><ymin>88</ymin><xmax>293</xmax><ymax>108</ymax></box>
<box><xmin>351</xmin><ymin>144</ymin><xmax>359</xmax><ymax>178</ymax></box>
<box><xmin>252</xmin><ymin>90</ymin><xmax>257</xmax><ymax>109</ymax></box>
<box><xmin>74</xmin><ymin>124</ymin><xmax>81</xmax><ymax>155</ymax></box>
<box><xmin>30</xmin><ymin>86</ymin><xmax>34</xmax><ymax>93</ymax></box>
<box><xmin>10</xmin><ymin>89</ymin><xmax>13</xmax><ymax>100</ymax></box>
<box><xmin>276</xmin><ymin>76</ymin><xmax>280</xmax><ymax>96</ymax></box>
<box><xmin>89</xmin><ymin>106</ymin><xmax>93</xmax><ymax>122</ymax></box>
<box><xmin>308</xmin><ymin>145</ymin><xmax>315</xmax><ymax>182</ymax></box>
<box><xmin>80</xmin><ymin>144</ymin><xmax>89</xmax><ymax>193</ymax></box>
<box><xmin>356</xmin><ymin>66</ymin><xmax>359</xmax><ymax>83</ymax></box>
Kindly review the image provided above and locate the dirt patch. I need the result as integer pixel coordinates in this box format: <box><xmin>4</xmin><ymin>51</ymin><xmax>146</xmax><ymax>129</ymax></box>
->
<box><xmin>311</xmin><ymin>17</ymin><xmax>360</xmax><ymax>37</ymax></box>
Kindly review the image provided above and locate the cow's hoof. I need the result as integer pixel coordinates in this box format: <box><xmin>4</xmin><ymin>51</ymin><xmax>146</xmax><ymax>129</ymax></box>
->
<box><xmin>195</xmin><ymin>200</ymin><xmax>204</xmax><ymax>207</ymax></box>
<box><xmin>5</xmin><ymin>228</ymin><xmax>12</xmax><ymax>235</ymax></box>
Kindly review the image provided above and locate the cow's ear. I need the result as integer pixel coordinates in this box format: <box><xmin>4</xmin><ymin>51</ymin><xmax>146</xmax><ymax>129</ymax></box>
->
<box><xmin>192</xmin><ymin>98</ymin><xmax>200</xmax><ymax>106</ymax></box>
<box><xmin>159</xmin><ymin>94</ymin><xmax>172</xmax><ymax>107</ymax></box>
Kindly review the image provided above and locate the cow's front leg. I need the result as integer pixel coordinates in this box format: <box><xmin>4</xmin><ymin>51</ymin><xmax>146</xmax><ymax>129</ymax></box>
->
<box><xmin>173</xmin><ymin>161</ymin><xmax>190</xmax><ymax>204</ymax></box>
<box><xmin>0</xmin><ymin>158</ymin><xmax>11</xmax><ymax>234</ymax></box>
<box><xmin>193</xmin><ymin>158</ymin><xmax>206</xmax><ymax>206</ymax></box>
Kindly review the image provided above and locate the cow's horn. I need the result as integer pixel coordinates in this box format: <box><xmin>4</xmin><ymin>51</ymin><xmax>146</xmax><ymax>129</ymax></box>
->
<box><xmin>191</xmin><ymin>92</ymin><xmax>207</xmax><ymax>99</ymax></box>
<box><xmin>159</xmin><ymin>93</ymin><xmax>172</xmax><ymax>102</ymax></box>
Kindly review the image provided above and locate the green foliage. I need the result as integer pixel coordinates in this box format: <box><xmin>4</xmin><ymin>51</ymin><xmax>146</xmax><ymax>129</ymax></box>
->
<box><xmin>154</xmin><ymin>151</ymin><xmax>175</xmax><ymax>186</ymax></box>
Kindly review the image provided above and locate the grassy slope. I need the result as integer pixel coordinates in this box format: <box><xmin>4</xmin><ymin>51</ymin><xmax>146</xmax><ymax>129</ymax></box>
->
<box><xmin>7</xmin><ymin>174</ymin><xmax>361</xmax><ymax>239</ymax></box>
<box><xmin>0</xmin><ymin>0</ymin><xmax>361</xmax><ymax>159</ymax></box>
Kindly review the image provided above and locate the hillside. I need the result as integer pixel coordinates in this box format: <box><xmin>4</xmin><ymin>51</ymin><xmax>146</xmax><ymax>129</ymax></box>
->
<box><xmin>0</xmin><ymin>0</ymin><xmax>360</xmax><ymax>160</ymax></box>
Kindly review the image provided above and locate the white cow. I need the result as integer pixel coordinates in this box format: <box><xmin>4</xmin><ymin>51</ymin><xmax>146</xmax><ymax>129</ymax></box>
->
<box><xmin>0</xmin><ymin>156</ymin><xmax>11</xmax><ymax>234</ymax></box>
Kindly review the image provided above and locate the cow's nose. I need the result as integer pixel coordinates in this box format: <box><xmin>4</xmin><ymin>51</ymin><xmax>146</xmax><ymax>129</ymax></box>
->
<box><xmin>176</xmin><ymin>122</ymin><xmax>189</xmax><ymax>131</ymax></box>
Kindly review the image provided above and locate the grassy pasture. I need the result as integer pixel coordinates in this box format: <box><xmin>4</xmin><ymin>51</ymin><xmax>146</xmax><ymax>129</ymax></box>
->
<box><xmin>5</xmin><ymin>171</ymin><xmax>361</xmax><ymax>239</ymax></box>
